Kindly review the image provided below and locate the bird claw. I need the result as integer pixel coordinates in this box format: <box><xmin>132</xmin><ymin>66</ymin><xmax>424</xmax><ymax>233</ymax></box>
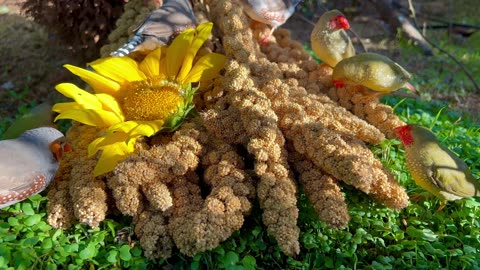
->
<box><xmin>410</xmin><ymin>193</ymin><xmax>425</xmax><ymax>202</ymax></box>
<box><xmin>436</xmin><ymin>203</ymin><xmax>447</xmax><ymax>212</ymax></box>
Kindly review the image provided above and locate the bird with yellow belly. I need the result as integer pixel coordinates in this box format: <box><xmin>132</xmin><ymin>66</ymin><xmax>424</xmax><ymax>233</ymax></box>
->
<box><xmin>395</xmin><ymin>124</ymin><xmax>480</xmax><ymax>211</ymax></box>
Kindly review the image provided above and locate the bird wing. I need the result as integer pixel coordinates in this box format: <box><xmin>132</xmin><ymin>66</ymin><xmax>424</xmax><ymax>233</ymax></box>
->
<box><xmin>0</xmin><ymin>140</ymin><xmax>46</xmax><ymax>190</ymax></box>
<box><xmin>138</xmin><ymin>0</ymin><xmax>196</xmax><ymax>39</ymax></box>
<box><xmin>0</xmin><ymin>172</ymin><xmax>48</xmax><ymax>209</ymax></box>
<box><xmin>429</xmin><ymin>153</ymin><xmax>480</xmax><ymax>198</ymax></box>
<box><xmin>339</xmin><ymin>31</ymin><xmax>356</xmax><ymax>58</ymax></box>
<box><xmin>0</xmin><ymin>171</ymin><xmax>46</xmax><ymax>191</ymax></box>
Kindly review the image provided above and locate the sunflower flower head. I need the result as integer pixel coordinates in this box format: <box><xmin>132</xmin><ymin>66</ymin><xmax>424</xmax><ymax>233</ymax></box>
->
<box><xmin>52</xmin><ymin>22</ymin><xmax>226</xmax><ymax>176</ymax></box>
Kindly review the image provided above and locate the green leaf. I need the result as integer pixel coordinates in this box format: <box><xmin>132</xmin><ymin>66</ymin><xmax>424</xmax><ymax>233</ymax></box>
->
<box><xmin>22</xmin><ymin>236</ymin><xmax>39</xmax><ymax>246</ymax></box>
<box><xmin>41</xmin><ymin>238</ymin><xmax>53</xmax><ymax>249</ymax></box>
<box><xmin>302</xmin><ymin>233</ymin><xmax>319</xmax><ymax>249</ymax></box>
<box><xmin>51</xmin><ymin>229</ymin><xmax>62</xmax><ymax>241</ymax></box>
<box><xmin>46</xmin><ymin>263</ymin><xmax>57</xmax><ymax>270</ymax></box>
<box><xmin>406</xmin><ymin>226</ymin><xmax>438</xmax><ymax>242</ymax></box>
<box><xmin>106</xmin><ymin>250</ymin><xmax>118</xmax><ymax>263</ymax></box>
<box><xmin>190</xmin><ymin>261</ymin><xmax>200</xmax><ymax>270</ymax></box>
<box><xmin>105</xmin><ymin>220</ymin><xmax>116</xmax><ymax>236</ymax></box>
<box><xmin>221</xmin><ymin>251</ymin><xmax>239</xmax><ymax>266</ymax></box>
<box><xmin>0</xmin><ymin>246</ymin><xmax>11</xmax><ymax>265</ymax></box>
<box><xmin>23</xmin><ymin>214</ymin><xmax>41</xmax><ymax>226</ymax></box>
<box><xmin>119</xmin><ymin>245</ymin><xmax>132</xmax><ymax>261</ymax></box>
<box><xmin>7</xmin><ymin>217</ymin><xmax>19</xmax><ymax>227</ymax></box>
<box><xmin>21</xmin><ymin>203</ymin><xmax>35</xmax><ymax>215</ymax></box>
<box><xmin>131</xmin><ymin>246</ymin><xmax>142</xmax><ymax>257</ymax></box>
<box><xmin>0</xmin><ymin>256</ymin><xmax>6</xmax><ymax>268</ymax></box>
<box><xmin>64</xmin><ymin>243</ymin><xmax>79</xmax><ymax>253</ymax></box>
<box><xmin>79</xmin><ymin>243</ymin><xmax>96</xmax><ymax>260</ymax></box>
<box><xmin>3</xmin><ymin>234</ymin><xmax>17</xmax><ymax>242</ymax></box>
<box><xmin>214</xmin><ymin>246</ymin><xmax>225</xmax><ymax>256</ymax></box>
<box><xmin>242</xmin><ymin>255</ymin><xmax>256</xmax><ymax>270</ymax></box>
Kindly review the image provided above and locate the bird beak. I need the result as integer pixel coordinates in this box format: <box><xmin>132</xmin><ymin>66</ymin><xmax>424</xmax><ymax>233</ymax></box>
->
<box><xmin>50</xmin><ymin>141</ymin><xmax>71</xmax><ymax>161</ymax></box>
<box><xmin>405</xmin><ymin>82</ymin><xmax>420</xmax><ymax>96</ymax></box>
<box><xmin>333</xmin><ymin>79</ymin><xmax>346</xmax><ymax>88</ymax></box>
<box><xmin>64</xmin><ymin>143</ymin><xmax>71</xmax><ymax>153</ymax></box>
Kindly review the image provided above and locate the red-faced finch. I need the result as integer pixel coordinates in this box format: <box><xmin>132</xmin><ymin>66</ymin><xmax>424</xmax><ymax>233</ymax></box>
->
<box><xmin>310</xmin><ymin>9</ymin><xmax>355</xmax><ymax>67</ymax></box>
<box><xmin>332</xmin><ymin>52</ymin><xmax>418</xmax><ymax>95</ymax></box>
<box><xmin>111</xmin><ymin>0</ymin><xmax>197</xmax><ymax>57</ymax></box>
<box><xmin>240</xmin><ymin>0</ymin><xmax>301</xmax><ymax>44</ymax></box>
<box><xmin>0</xmin><ymin>127</ymin><xmax>70</xmax><ymax>209</ymax></box>
<box><xmin>394</xmin><ymin>124</ymin><xmax>480</xmax><ymax>211</ymax></box>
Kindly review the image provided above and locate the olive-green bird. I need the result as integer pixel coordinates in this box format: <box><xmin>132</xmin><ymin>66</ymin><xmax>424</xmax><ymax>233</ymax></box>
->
<box><xmin>394</xmin><ymin>124</ymin><xmax>480</xmax><ymax>211</ymax></box>
<box><xmin>332</xmin><ymin>52</ymin><xmax>418</xmax><ymax>95</ymax></box>
<box><xmin>310</xmin><ymin>9</ymin><xmax>355</xmax><ymax>67</ymax></box>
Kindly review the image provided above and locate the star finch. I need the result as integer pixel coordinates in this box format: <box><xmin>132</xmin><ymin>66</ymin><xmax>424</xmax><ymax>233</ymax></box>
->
<box><xmin>310</xmin><ymin>9</ymin><xmax>355</xmax><ymax>67</ymax></box>
<box><xmin>332</xmin><ymin>52</ymin><xmax>418</xmax><ymax>95</ymax></box>
<box><xmin>394</xmin><ymin>124</ymin><xmax>480</xmax><ymax>211</ymax></box>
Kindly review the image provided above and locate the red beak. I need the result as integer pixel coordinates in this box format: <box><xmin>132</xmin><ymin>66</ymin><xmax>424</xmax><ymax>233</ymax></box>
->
<box><xmin>333</xmin><ymin>79</ymin><xmax>345</xmax><ymax>88</ymax></box>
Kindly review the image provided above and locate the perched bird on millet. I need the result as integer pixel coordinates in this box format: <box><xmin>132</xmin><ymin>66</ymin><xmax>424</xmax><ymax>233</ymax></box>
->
<box><xmin>112</xmin><ymin>0</ymin><xmax>197</xmax><ymax>57</ymax></box>
<box><xmin>332</xmin><ymin>52</ymin><xmax>419</xmax><ymax>97</ymax></box>
<box><xmin>310</xmin><ymin>9</ymin><xmax>355</xmax><ymax>67</ymax></box>
<box><xmin>0</xmin><ymin>127</ymin><xmax>70</xmax><ymax>209</ymax></box>
<box><xmin>240</xmin><ymin>0</ymin><xmax>301</xmax><ymax>45</ymax></box>
<box><xmin>394</xmin><ymin>124</ymin><xmax>480</xmax><ymax>211</ymax></box>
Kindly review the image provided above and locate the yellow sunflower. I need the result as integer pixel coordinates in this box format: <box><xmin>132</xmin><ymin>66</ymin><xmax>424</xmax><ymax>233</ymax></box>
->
<box><xmin>53</xmin><ymin>22</ymin><xmax>226</xmax><ymax>176</ymax></box>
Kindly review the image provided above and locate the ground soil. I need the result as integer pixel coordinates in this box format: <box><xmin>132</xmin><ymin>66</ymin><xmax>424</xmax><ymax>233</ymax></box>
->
<box><xmin>0</xmin><ymin>0</ymin><xmax>82</xmax><ymax>121</ymax></box>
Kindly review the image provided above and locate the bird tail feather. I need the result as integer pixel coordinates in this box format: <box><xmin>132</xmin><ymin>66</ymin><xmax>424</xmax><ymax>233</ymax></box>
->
<box><xmin>111</xmin><ymin>34</ymin><xmax>144</xmax><ymax>57</ymax></box>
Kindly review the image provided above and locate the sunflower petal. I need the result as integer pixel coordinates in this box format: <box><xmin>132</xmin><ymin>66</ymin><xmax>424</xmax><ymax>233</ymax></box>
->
<box><xmin>128</xmin><ymin>120</ymin><xmax>165</xmax><ymax>138</ymax></box>
<box><xmin>88</xmin><ymin>56</ymin><xmax>146</xmax><ymax>83</ymax></box>
<box><xmin>64</xmin><ymin>64</ymin><xmax>120</xmax><ymax>96</ymax></box>
<box><xmin>54</xmin><ymin>109</ymin><xmax>122</xmax><ymax>127</ymax></box>
<box><xmin>139</xmin><ymin>47</ymin><xmax>162</xmax><ymax>77</ymax></box>
<box><xmin>95</xmin><ymin>93</ymin><xmax>124</xmax><ymax>120</ymax></box>
<box><xmin>177</xmin><ymin>22</ymin><xmax>213</xmax><ymax>83</ymax></box>
<box><xmin>158</xmin><ymin>57</ymin><xmax>167</xmax><ymax>79</ymax></box>
<box><xmin>183</xmin><ymin>53</ymin><xmax>226</xmax><ymax>83</ymax></box>
<box><xmin>88</xmin><ymin>131</ymin><xmax>129</xmax><ymax>157</ymax></box>
<box><xmin>93</xmin><ymin>141</ymin><xmax>135</xmax><ymax>176</ymax></box>
<box><xmin>166</xmin><ymin>28</ymin><xmax>195</xmax><ymax>80</ymax></box>
<box><xmin>88</xmin><ymin>136</ymin><xmax>106</xmax><ymax>157</ymax></box>
<box><xmin>107</xmin><ymin>121</ymin><xmax>139</xmax><ymax>134</ymax></box>
<box><xmin>55</xmin><ymin>83</ymin><xmax>103</xmax><ymax>109</ymax></box>
<box><xmin>52</xmin><ymin>102</ymin><xmax>83</xmax><ymax>113</ymax></box>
